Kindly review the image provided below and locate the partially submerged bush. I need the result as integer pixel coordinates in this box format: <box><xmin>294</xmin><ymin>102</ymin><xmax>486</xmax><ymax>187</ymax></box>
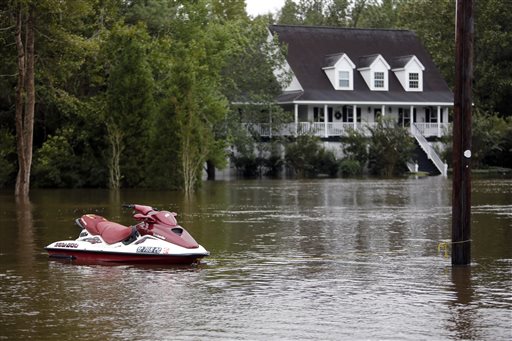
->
<box><xmin>285</xmin><ymin>135</ymin><xmax>338</xmax><ymax>177</ymax></box>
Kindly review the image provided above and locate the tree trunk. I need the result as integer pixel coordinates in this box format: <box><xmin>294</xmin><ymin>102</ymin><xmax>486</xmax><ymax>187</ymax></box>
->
<box><xmin>206</xmin><ymin>160</ymin><xmax>216</xmax><ymax>180</ymax></box>
<box><xmin>107</xmin><ymin>124</ymin><xmax>123</xmax><ymax>190</ymax></box>
<box><xmin>14</xmin><ymin>4</ymin><xmax>35</xmax><ymax>198</ymax></box>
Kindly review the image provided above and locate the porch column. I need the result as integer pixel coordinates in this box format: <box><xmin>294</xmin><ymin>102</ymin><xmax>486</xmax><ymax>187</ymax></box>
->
<box><xmin>324</xmin><ymin>104</ymin><xmax>328</xmax><ymax>138</ymax></box>
<box><xmin>437</xmin><ymin>106</ymin><xmax>441</xmax><ymax>137</ymax></box>
<box><xmin>294</xmin><ymin>103</ymin><xmax>299</xmax><ymax>137</ymax></box>
<box><xmin>353</xmin><ymin>105</ymin><xmax>357</xmax><ymax>130</ymax></box>
<box><xmin>381</xmin><ymin>104</ymin><xmax>386</xmax><ymax>117</ymax></box>
<box><xmin>410</xmin><ymin>105</ymin><xmax>414</xmax><ymax>133</ymax></box>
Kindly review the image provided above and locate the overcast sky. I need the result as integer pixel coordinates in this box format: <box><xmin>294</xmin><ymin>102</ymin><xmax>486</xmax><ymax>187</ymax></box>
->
<box><xmin>245</xmin><ymin>0</ymin><xmax>286</xmax><ymax>17</ymax></box>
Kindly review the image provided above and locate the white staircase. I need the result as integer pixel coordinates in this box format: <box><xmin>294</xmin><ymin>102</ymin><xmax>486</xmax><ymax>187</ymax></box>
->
<box><xmin>410</xmin><ymin>123</ymin><xmax>448</xmax><ymax>176</ymax></box>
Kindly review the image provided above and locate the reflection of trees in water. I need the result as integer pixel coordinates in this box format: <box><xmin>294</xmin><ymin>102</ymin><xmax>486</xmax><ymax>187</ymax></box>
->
<box><xmin>16</xmin><ymin>198</ymin><xmax>35</xmax><ymax>267</ymax></box>
<box><xmin>448</xmin><ymin>266</ymin><xmax>479</xmax><ymax>340</ymax></box>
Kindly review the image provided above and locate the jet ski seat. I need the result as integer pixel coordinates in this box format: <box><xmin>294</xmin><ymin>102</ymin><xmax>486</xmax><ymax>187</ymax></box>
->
<box><xmin>94</xmin><ymin>221</ymin><xmax>133</xmax><ymax>244</ymax></box>
<box><xmin>77</xmin><ymin>215</ymin><xmax>132</xmax><ymax>244</ymax></box>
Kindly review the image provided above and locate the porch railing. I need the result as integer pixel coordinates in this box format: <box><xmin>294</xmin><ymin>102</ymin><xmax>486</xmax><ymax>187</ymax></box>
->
<box><xmin>414</xmin><ymin>122</ymin><xmax>452</xmax><ymax>137</ymax></box>
<box><xmin>243</xmin><ymin>122</ymin><xmax>450</xmax><ymax>139</ymax></box>
<box><xmin>244</xmin><ymin>122</ymin><xmax>379</xmax><ymax>137</ymax></box>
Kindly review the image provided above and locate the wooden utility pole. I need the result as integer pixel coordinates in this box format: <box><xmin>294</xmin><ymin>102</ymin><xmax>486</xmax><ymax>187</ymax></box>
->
<box><xmin>452</xmin><ymin>0</ymin><xmax>474</xmax><ymax>265</ymax></box>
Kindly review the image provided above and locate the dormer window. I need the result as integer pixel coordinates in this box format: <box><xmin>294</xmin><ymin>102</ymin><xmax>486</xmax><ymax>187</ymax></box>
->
<box><xmin>323</xmin><ymin>53</ymin><xmax>355</xmax><ymax>91</ymax></box>
<box><xmin>409</xmin><ymin>72</ymin><xmax>419</xmax><ymax>88</ymax></box>
<box><xmin>374</xmin><ymin>72</ymin><xmax>385</xmax><ymax>88</ymax></box>
<box><xmin>339</xmin><ymin>70</ymin><xmax>350</xmax><ymax>88</ymax></box>
<box><xmin>392</xmin><ymin>55</ymin><xmax>425</xmax><ymax>92</ymax></box>
<box><xmin>357</xmin><ymin>54</ymin><xmax>390</xmax><ymax>91</ymax></box>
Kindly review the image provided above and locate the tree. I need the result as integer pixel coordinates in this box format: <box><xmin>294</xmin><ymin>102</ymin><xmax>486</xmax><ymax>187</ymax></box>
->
<box><xmin>14</xmin><ymin>1</ymin><xmax>35</xmax><ymax>198</ymax></box>
<box><xmin>357</xmin><ymin>0</ymin><xmax>402</xmax><ymax>28</ymax></box>
<box><xmin>324</xmin><ymin>0</ymin><xmax>350</xmax><ymax>27</ymax></box>
<box><xmin>277</xmin><ymin>0</ymin><xmax>371</xmax><ymax>28</ymax></box>
<box><xmin>473</xmin><ymin>0</ymin><xmax>512</xmax><ymax>117</ymax></box>
<box><xmin>104</xmin><ymin>22</ymin><xmax>156</xmax><ymax>189</ymax></box>
<box><xmin>278</xmin><ymin>0</ymin><xmax>301</xmax><ymax>25</ymax></box>
<box><xmin>396</xmin><ymin>0</ymin><xmax>455</xmax><ymax>90</ymax></box>
<box><xmin>340</xmin><ymin>128</ymin><xmax>368</xmax><ymax>176</ymax></box>
<box><xmin>0</xmin><ymin>0</ymin><xmax>121</xmax><ymax>190</ymax></box>
<box><xmin>442</xmin><ymin>110</ymin><xmax>512</xmax><ymax>170</ymax></box>
<box><xmin>285</xmin><ymin>134</ymin><xmax>338</xmax><ymax>178</ymax></box>
<box><xmin>368</xmin><ymin>117</ymin><xmax>414</xmax><ymax>177</ymax></box>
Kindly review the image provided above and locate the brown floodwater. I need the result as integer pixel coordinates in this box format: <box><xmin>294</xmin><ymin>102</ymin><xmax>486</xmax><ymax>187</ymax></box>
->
<box><xmin>0</xmin><ymin>177</ymin><xmax>510</xmax><ymax>340</ymax></box>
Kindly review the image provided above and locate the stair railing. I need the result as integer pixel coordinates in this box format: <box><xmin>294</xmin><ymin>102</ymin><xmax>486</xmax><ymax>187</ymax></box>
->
<box><xmin>410</xmin><ymin>123</ymin><xmax>447</xmax><ymax>176</ymax></box>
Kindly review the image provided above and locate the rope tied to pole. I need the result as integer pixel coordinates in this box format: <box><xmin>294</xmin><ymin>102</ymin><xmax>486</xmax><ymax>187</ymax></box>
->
<box><xmin>438</xmin><ymin>239</ymin><xmax>472</xmax><ymax>258</ymax></box>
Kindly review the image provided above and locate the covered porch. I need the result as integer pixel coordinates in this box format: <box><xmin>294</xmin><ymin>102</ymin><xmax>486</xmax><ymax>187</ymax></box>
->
<box><xmin>246</xmin><ymin>102</ymin><xmax>452</xmax><ymax>138</ymax></box>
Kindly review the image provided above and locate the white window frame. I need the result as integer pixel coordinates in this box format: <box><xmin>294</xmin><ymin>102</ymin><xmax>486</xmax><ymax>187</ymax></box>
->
<box><xmin>338</xmin><ymin>70</ymin><xmax>350</xmax><ymax>88</ymax></box>
<box><xmin>409</xmin><ymin>72</ymin><xmax>419</xmax><ymax>89</ymax></box>
<box><xmin>374</xmin><ymin>72</ymin><xmax>385</xmax><ymax>88</ymax></box>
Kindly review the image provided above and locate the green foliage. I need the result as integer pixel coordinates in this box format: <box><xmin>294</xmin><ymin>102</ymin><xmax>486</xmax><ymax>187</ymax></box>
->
<box><xmin>232</xmin><ymin>155</ymin><xmax>265</xmax><ymax>177</ymax></box>
<box><xmin>277</xmin><ymin>0</ymin><xmax>366</xmax><ymax>27</ymax></box>
<box><xmin>340</xmin><ymin>159</ymin><xmax>362</xmax><ymax>177</ymax></box>
<box><xmin>264</xmin><ymin>152</ymin><xmax>284</xmax><ymax>177</ymax></box>
<box><xmin>1</xmin><ymin>0</ymin><xmax>509</xmax><ymax>190</ymax></box>
<box><xmin>396</xmin><ymin>0</ymin><xmax>455</xmax><ymax>87</ymax></box>
<box><xmin>0</xmin><ymin>129</ymin><xmax>16</xmax><ymax>187</ymax></box>
<box><xmin>473</xmin><ymin>0</ymin><xmax>512</xmax><ymax>117</ymax></box>
<box><xmin>32</xmin><ymin>121</ymin><xmax>108</xmax><ymax>188</ymax></box>
<box><xmin>443</xmin><ymin>112</ymin><xmax>512</xmax><ymax>170</ymax></box>
<box><xmin>221</xmin><ymin>18</ymin><xmax>289</xmax><ymax>103</ymax></box>
<box><xmin>316</xmin><ymin>148</ymin><xmax>339</xmax><ymax>177</ymax></box>
<box><xmin>285</xmin><ymin>135</ymin><xmax>338</xmax><ymax>177</ymax></box>
<box><xmin>368</xmin><ymin>118</ymin><xmax>414</xmax><ymax>177</ymax></box>
<box><xmin>285</xmin><ymin>135</ymin><xmax>320</xmax><ymax>177</ymax></box>
<box><xmin>32</xmin><ymin>134</ymin><xmax>78</xmax><ymax>188</ymax></box>
<box><xmin>339</xmin><ymin>128</ymin><xmax>368</xmax><ymax>176</ymax></box>
<box><xmin>104</xmin><ymin>22</ymin><xmax>156</xmax><ymax>188</ymax></box>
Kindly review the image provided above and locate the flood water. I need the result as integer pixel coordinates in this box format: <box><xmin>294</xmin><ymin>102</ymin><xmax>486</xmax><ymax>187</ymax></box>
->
<box><xmin>0</xmin><ymin>177</ymin><xmax>511</xmax><ymax>340</ymax></box>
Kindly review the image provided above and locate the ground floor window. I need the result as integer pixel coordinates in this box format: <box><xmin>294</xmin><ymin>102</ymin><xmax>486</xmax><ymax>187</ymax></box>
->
<box><xmin>341</xmin><ymin>106</ymin><xmax>361</xmax><ymax>123</ymax></box>
<box><xmin>313</xmin><ymin>107</ymin><xmax>324</xmax><ymax>122</ymax></box>
<box><xmin>426</xmin><ymin>107</ymin><xmax>444</xmax><ymax>123</ymax></box>
<box><xmin>398</xmin><ymin>107</ymin><xmax>416</xmax><ymax>126</ymax></box>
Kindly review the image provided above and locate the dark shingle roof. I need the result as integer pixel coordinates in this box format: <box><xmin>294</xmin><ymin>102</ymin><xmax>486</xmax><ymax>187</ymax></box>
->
<box><xmin>391</xmin><ymin>55</ymin><xmax>416</xmax><ymax>69</ymax></box>
<box><xmin>358</xmin><ymin>54</ymin><xmax>381</xmax><ymax>69</ymax></box>
<box><xmin>323</xmin><ymin>53</ymin><xmax>345</xmax><ymax>68</ymax></box>
<box><xmin>269</xmin><ymin>25</ymin><xmax>453</xmax><ymax>104</ymax></box>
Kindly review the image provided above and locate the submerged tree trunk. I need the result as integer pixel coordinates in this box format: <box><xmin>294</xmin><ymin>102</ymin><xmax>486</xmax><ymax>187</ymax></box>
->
<box><xmin>206</xmin><ymin>160</ymin><xmax>216</xmax><ymax>180</ymax></box>
<box><xmin>107</xmin><ymin>124</ymin><xmax>123</xmax><ymax>190</ymax></box>
<box><xmin>14</xmin><ymin>4</ymin><xmax>35</xmax><ymax>198</ymax></box>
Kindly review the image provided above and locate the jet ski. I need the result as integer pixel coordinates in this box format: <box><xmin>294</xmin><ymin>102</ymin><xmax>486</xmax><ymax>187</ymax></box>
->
<box><xmin>45</xmin><ymin>204</ymin><xmax>209</xmax><ymax>265</ymax></box>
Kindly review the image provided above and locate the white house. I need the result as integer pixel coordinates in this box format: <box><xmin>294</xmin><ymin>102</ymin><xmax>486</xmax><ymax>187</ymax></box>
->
<box><xmin>246</xmin><ymin>25</ymin><xmax>453</xmax><ymax>175</ymax></box>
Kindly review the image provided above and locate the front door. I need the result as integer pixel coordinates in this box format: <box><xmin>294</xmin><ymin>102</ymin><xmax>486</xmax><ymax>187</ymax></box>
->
<box><xmin>398</xmin><ymin>108</ymin><xmax>411</xmax><ymax>126</ymax></box>
<box><xmin>374</xmin><ymin>108</ymin><xmax>382</xmax><ymax>121</ymax></box>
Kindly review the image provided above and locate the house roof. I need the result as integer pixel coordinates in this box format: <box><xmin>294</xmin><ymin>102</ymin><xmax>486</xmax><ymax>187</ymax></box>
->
<box><xmin>269</xmin><ymin>25</ymin><xmax>453</xmax><ymax>105</ymax></box>
<box><xmin>358</xmin><ymin>54</ymin><xmax>382</xmax><ymax>69</ymax></box>
<box><xmin>323</xmin><ymin>53</ymin><xmax>345</xmax><ymax>68</ymax></box>
<box><xmin>391</xmin><ymin>55</ymin><xmax>415</xmax><ymax>69</ymax></box>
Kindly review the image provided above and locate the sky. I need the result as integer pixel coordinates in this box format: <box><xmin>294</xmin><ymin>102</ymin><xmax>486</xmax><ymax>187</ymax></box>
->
<box><xmin>245</xmin><ymin>0</ymin><xmax>286</xmax><ymax>17</ymax></box>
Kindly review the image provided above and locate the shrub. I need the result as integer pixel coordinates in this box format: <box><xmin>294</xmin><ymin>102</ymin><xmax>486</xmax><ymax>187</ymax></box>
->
<box><xmin>285</xmin><ymin>135</ymin><xmax>338</xmax><ymax>177</ymax></box>
<box><xmin>32</xmin><ymin>135</ymin><xmax>80</xmax><ymax>187</ymax></box>
<box><xmin>343</xmin><ymin>128</ymin><xmax>369</xmax><ymax>162</ymax></box>
<box><xmin>264</xmin><ymin>153</ymin><xmax>284</xmax><ymax>177</ymax></box>
<box><xmin>231</xmin><ymin>155</ymin><xmax>265</xmax><ymax>177</ymax></box>
<box><xmin>340</xmin><ymin>159</ymin><xmax>363</xmax><ymax>177</ymax></box>
<box><xmin>368</xmin><ymin>118</ymin><xmax>414</xmax><ymax>177</ymax></box>
<box><xmin>315</xmin><ymin>148</ymin><xmax>339</xmax><ymax>177</ymax></box>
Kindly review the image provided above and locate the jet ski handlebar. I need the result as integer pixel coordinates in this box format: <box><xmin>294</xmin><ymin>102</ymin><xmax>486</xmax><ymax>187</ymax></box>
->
<box><xmin>123</xmin><ymin>204</ymin><xmax>160</xmax><ymax>215</ymax></box>
<box><xmin>123</xmin><ymin>204</ymin><xmax>178</xmax><ymax>226</ymax></box>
